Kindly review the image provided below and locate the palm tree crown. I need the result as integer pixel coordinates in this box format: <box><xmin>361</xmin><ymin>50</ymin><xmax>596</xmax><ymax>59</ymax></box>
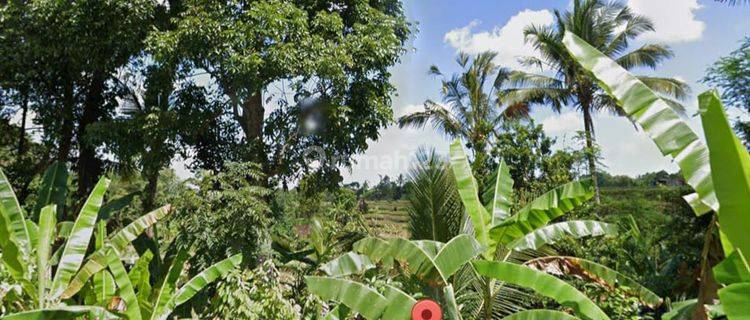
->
<box><xmin>399</xmin><ymin>51</ymin><xmax>525</xmax><ymax>177</ymax></box>
<box><xmin>505</xmin><ymin>0</ymin><xmax>689</xmax><ymax>202</ymax></box>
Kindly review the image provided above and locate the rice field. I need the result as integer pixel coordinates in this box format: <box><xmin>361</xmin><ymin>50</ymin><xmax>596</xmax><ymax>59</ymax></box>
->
<box><xmin>361</xmin><ymin>200</ymin><xmax>410</xmax><ymax>238</ymax></box>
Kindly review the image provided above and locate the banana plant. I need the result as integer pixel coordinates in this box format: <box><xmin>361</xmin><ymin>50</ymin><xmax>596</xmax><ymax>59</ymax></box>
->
<box><xmin>698</xmin><ymin>91</ymin><xmax>750</xmax><ymax>319</ymax></box>
<box><xmin>449</xmin><ymin>141</ymin><xmax>639</xmax><ymax>318</ymax></box>
<box><xmin>100</xmin><ymin>247</ymin><xmax>242</xmax><ymax>320</ymax></box>
<box><xmin>449</xmin><ymin>141</ymin><xmax>615</xmax><ymax>259</ymax></box>
<box><xmin>0</xmin><ymin>167</ymin><xmax>170</xmax><ymax>318</ymax></box>
<box><xmin>561</xmin><ymin>31</ymin><xmax>750</xmax><ymax>317</ymax></box>
<box><xmin>306</xmin><ymin>234</ymin><xmax>484</xmax><ymax>320</ymax></box>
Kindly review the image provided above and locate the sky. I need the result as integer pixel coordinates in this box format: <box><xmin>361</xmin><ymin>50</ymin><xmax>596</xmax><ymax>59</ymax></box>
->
<box><xmin>340</xmin><ymin>0</ymin><xmax>750</xmax><ymax>184</ymax></box>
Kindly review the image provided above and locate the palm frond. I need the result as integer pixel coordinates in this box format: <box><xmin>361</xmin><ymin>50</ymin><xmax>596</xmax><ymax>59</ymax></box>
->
<box><xmin>398</xmin><ymin>100</ymin><xmax>465</xmax><ymax>139</ymax></box>
<box><xmin>638</xmin><ymin>76</ymin><xmax>691</xmax><ymax>101</ymax></box>
<box><xmin>616</xmin><ymin>44</ymin><xmax>674</xmax><ymax>70</ymax></box>
<box><xmin>406</xmin><ymin>148</ymin><xmax>464</xmax><ymax>242</ymax></box>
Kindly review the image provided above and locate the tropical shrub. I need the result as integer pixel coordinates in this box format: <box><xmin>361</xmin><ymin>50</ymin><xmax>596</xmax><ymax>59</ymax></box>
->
<box><xmin>206</xmin><ymin>260</ymin><xmax>301</xmax><ymax>319</ymax></box>
<box><xmin>0</xmin><ymin>164</ymin><xmax>241</xmax><ymax>319</ymax></box>
<box><xmin>168</xmin><ymin>162</ymin><xmax>271</xmax><ymax>271</ymax></box>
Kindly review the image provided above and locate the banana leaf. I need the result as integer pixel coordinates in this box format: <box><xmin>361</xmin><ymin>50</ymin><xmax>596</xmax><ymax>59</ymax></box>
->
<box><xmin>442</xmin><ymin>284</ymin><xmax>462</xmax><ymax>320</ymax></box>
<box><xmin>383</xmin><ymin>237</ymin><xmax>439</xmax><ymax>279</ymax></box>
<box><xmin>91</xmin><ymin>270</ymin><xmax>115</xmax><ymax>308</ymax></box>
<box><xmin>159</xmin><ymin>254</ymin><xmax>242</xmax><ymax>319</ymax></box>
<box><xmin>486</xmin><ymin>159</ymin><xmax>513</xmax><ymax>224</ymax></box>
<box><xmin>62</xmin><ymin>205</ymin><xmax>171</xmax><ymax>299</ymax></box>
<box><xmin>320</xmin><ymin>252</ymin><xmax>375</xmax><ymax>277</ymax></box>
<box><xmin>0</xmin><ymin>305</ymin><xmax>119</xmax><ymax>320</ymax></box>
<box><xmin>305</xmin><ymin>276</ymin><xmax>414</xmax><ymax>320</ymax></box>
<box><xmin>472</xmin><ymin>261</ymin><xmax>609</xmax><ymax>320</ymax></box>
<box><xmin>0</xmin><ymin>168</ymin><xmax>31</xmax><ymax>257</ymax></box>
<box><xmin>699</xmin><ymin>90</ymin><xmax>750</xmax><ymax>255</ymax></box>
<box><xmin>662</xmin><ymin>299</ymin><xmax>697</xmax><ymax>320</ymax></box>
<box><xmin>49</xmin><ymin>177</ymin><xmax>110</xmax><ymax>299</ymax></box>
<box><xmin>353</xmin><ymin>237</ymin><xmax>394</xmax><ymax>267</ymax></box>
<box><xmin>151</xmin><ymin>249</ymin><xmax>188</xmax><ymax>320</ymax></box>
<box><xmin>561</xmin><ymin>31</ymin><xmax>717</xmax><ymax>215</ymax></box>
<box><xmin>98</xmin><ymin>191</ymin><xmax>140</xmax><ymax>220</ymax></box>
<box><xmin>433</xmin><ymin>234</ymin><xmax>483</xmax><ymax>280</ymax></box>
<box><xmin>508</xmin><ymin>221</ymin><xmax>617</xmax><ymax>251</ymax></box>
<box><xmin>106</xmin><ymin>248</ymin><xmax>141</xmax><ymax>320</ymax></box>
<box><xmin>501</xmin><ymin>310</ymin><xmax>578</xmax><ymax>320</ymax></box>
<box><xmin>380</xmin><ymin>285</ymin><xmax>418</xmax><ymax>320</ymax></box>
<box><xmin>26</xmin><ymin>221</ymin><xmax>38</xmax><ymax>252</ymax></box>
<box><xmin>110</xmin><ymin>205</ymin><xmax>171</xmax><ymax>249</ymax></box>
<box><xmin>713</xmin><ymin>251</ymin><xmax>750</xmax><ymax>285</ymax></box>
<box><xmin>32</xmin><ymin>162</ymin><xmax>68</xmax><ymax>220</ymax></box>
<box><xmin>413</xmin><ymin>240</ymin><xmax>444</xmax><ymax>258</ymax></box>
<box><xmin>56</xmin><ymin>221</ymin><xmax>73</xmax><ymax>239</ymax></box>
<box><xmin>525</xmin><ymin>256</ymin><xmax>662</xmax><ymax>308</ymax></box>
<box><xmin>357</xmin><ymin>235</ymin><xmax>481</xmax><ymax>283</ymax></box>
<box><xmin>490</xmin><ymin>180</ymin><xmax>593</xmax><ymax>246</ymax></box>
<box><xmin>450</xmin><ymin>140</ymin><xmax>492</xmax><ymax>252</ymax></box>
<box><xmin>129</xmin><ymin>251</ymin><xmax>154</xmax><ymax>319</ymax></box>
<box><xmin>718</xmin><ymin>283</ymin><xmax>750</xmax><ymax>319</ymax></box>
<box><xmin>36</xmin><ymin>205</ymin><xmax>56</xmax><ymax>307</ymax></box>
<box><xmin>322</xmin><ymin>305</ymin><xmax>350</xmax><ymax>320</ymax></box>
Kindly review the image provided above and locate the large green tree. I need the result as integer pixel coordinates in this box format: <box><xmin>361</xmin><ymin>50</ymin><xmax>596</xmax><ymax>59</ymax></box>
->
<box><xmin>148</xmin><ymin>0</ymin><xmax>411</xmax><ymax>187</ymax></box>
<box><xmin>492</xmin><ymin>119</ymin><xmax>587</xmax><ymax>197</ymax></box>
<box><xmin>399</xmin><ymin>51</ymin><xmax>526</xmax><ymax>179</ymax></box>
<box><xmin>505</xmin><ymin>0</ymin><xmax>689</xmax><ymax>203</ymax></box>
<box><xmin>0</xmin><ymin>0</ymin><xmax>157</xmax><ymax>201</ymax></box>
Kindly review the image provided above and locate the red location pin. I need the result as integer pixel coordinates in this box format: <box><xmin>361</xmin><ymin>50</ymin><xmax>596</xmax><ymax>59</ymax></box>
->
<box><xmin>411</xmin><ymin>299</ymin><xmax>442</xmax><ymax>320</ymax></box>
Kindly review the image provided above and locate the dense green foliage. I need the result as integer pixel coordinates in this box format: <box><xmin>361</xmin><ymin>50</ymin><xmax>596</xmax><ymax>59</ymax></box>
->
<box><xmin>167</xmin><ymin>162</ymin><xmax>271</xmax><ymax>270</ymax></box>
<box><xmin>704</xmin><ymin>37</ymin><xmax>750</xmax><ymax>146</ymax></box>
<box><xmin>1</xmin><ymin>0</ymin><xmax>749</xmax><ymax>318</ymax></box>
<box><xmin>148</xmin><ymin>0</ymin><xmax>411</xmax><ymax>187</ymax></box>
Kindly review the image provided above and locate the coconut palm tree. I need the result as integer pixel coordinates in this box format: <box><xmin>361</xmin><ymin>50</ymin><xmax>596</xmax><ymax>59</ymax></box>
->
<box><xmin>505</xmin><ymin>0</ymin><xmax>690</xmax><ymax>203</ymax></box>
<box><xmin>399</xmin><ymin>51</ymin><xmax>526</xmax><ymax>179</ymax></box>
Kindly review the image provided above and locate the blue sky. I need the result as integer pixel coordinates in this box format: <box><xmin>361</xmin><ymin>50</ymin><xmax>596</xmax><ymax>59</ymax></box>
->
<box><xmin>342</xmin><ymin>0</ymin><xmax>750</xmax><ymax>184</ymax></box>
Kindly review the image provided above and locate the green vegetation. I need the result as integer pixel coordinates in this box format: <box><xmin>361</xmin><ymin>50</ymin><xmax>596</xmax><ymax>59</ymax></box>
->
<box><xmin>1</xmin><ymin>0</ymin><xmax>750</xmax><ymax>318</ymax></box>
<box><xmin>505</xmin><ymin>0</ymin><xmax>689</xmax><ymax>203</ymax></box>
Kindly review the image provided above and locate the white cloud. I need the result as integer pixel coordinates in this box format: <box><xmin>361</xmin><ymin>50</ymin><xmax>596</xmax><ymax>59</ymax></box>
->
<box><xmin>541</xmin><ymin>112</ymin><xmax>582</xmax><ymax>134</ymax></box>
<box><xmin>443</xmin><ymin>9</ymin><xmax>554</xmax><ymax>69</ymax></box>
<box><xmin>626</xmin><ymin>0</ymin><xmax>705</xmax><ymax>43</ymax></box>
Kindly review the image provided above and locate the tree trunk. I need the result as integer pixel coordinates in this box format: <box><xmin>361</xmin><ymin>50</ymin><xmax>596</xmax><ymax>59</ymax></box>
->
<box><xmin>17</xmin><ymin>91</ymin><xmax>28</xmax><ymax>156</ymax></box>
<box><xmin>231</xmin><ymin>89</ymin><xmax>264</xmax><ymax>141</ymax></box>
<box><xmin>76</xmin><ymin>70</ymin><xmax>106</xmax><ymax>198</ymax></box>
<box><xmin>141</xmin><ymin>167</ymin><xmax>162</xmax><ymax>270</ymax></box>
<box><xmin>483</xmin><ymin>279</ymin><xmax>493</xmax><ymax>320</ymax></box>
<box><xmin>230</xmin><ymin>88</ymin><xmax>269</xmax><ymax>181</ymax></box>
<box><xmin>581</xmin><ymin>104</ymin><xmax>601</xmax><ymax>203</ymax></box>
<box><xmin>142</xmin><ymin>169</ymin><xmax>159</xmax><ymax>212</ymax></box>
<box><xmin>58</xmin><ymin>80</ymin><xmax>75</xmax><ymax>163</ymax></box>
<box><xmin>693</xmin><ymin>213</ymin><xmax>724</xmax><ymax>319</ymax></box>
